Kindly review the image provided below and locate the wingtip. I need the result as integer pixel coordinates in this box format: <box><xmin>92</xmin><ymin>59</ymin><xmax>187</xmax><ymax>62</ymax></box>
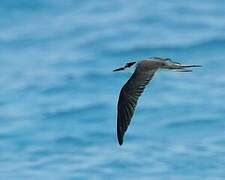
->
<box><xmin>118</xmin><ymin>139</ymin><xmax>123</xmax><ymax>146</ymax></box>
<box><xmin>117</xmin><ymin>129</ymin><xmax>124</xmax><ymax>146</ymax></box>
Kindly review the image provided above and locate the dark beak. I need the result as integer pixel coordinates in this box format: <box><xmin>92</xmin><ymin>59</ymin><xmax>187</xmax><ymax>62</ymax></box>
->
<box><xmin>113</xmin><ymin>67</ymin><xmax>125</xmax><ymax>72</ymax></box>
<box><xmin>113</xmin><ymin>61</ymin><xmax>136</xmax><ymax>72</ymax></box>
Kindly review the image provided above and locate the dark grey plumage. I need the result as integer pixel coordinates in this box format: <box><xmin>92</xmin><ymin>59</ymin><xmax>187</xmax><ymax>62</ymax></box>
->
<box><xmin>117</xmin><ymin>61</ymin><xmax>156</xmax><ymax>145</ymax></box>
<box><xmin>114</xmin><ymin>57</ymin><xmax>201</xmax><ymax>145</ymax></box>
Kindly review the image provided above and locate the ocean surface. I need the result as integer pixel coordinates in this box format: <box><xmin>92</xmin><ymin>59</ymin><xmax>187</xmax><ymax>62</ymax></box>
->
<box><xmin>1</xmin><ymin>1</ymin><xmax>225</xmax><ymax>179</ymax></box>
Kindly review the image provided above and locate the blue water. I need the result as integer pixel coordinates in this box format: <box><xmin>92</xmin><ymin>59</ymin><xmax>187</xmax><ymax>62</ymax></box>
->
<box><xmin>1</xmin><ymin>1</ymin><xmax>225</xmax><ymax>179</ymax></box>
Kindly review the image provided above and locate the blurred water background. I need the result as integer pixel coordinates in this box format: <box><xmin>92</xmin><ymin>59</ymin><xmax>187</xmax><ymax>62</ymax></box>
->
<box><xmin>1</xmin><ymin>0</ymin><xmax>225</xmax><ymax>179</ymax></box>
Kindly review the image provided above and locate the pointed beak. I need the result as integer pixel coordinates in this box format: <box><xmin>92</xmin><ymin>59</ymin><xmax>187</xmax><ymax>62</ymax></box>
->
<box><xmin>164</xmin><ymin>62</ymin><xmax>202</xmax><ymax>72</ymax></box>
<box><xmin>113</xmin><ymin>67</ymin><xmax>125</xmax><ymax>72</ymax></box>
<box><xmin>113</xmin><ymin>61</ymin><xmax>136</xmax><ymax>72</ymax></box>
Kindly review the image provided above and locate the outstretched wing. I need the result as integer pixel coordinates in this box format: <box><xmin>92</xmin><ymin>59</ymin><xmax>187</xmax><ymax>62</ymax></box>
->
<box><xmin>117</xmin><ymin>68</ymin><xmax>156</xmax><ymax>145</ymax></box>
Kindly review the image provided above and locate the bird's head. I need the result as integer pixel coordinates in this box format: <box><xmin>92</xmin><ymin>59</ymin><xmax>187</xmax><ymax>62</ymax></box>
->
<box><xmin>157</xmin><ymin>58</ymin><xmax>202</xmax><ymax>72</ymax></box>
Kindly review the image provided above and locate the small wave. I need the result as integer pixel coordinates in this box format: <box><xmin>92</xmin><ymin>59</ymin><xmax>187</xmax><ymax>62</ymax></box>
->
<box><xmin>43</xmin><ymin>103</ymin><xmax>108</xmax><ymax>121</ymax></box>
<box><xmin>104</xmin><ymin>37</ymin><xmax>225</xmax><ymax>57</ymax></box>
<box><xmin>164</xmin><ymin>118</ymin><xmax>222</xmax><ymax>130</ymax></box>
<box><xmin>56</xmin><ymin>136</ymin><xmax>93</xmax><ymax>148</ymax></box>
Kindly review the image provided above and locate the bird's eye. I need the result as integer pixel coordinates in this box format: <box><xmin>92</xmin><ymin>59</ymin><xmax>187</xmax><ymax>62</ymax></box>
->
<box><xmin>160</xmin><ymin>62</ymin><xmax>165</xmax><ymax>66</ymax></box>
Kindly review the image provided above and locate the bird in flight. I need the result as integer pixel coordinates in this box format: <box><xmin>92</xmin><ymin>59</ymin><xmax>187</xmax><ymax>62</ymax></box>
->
<box><xmin>113</xmin><ymin>57</ymin><xmax>201</xmax><ymax>145</ymax></box>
